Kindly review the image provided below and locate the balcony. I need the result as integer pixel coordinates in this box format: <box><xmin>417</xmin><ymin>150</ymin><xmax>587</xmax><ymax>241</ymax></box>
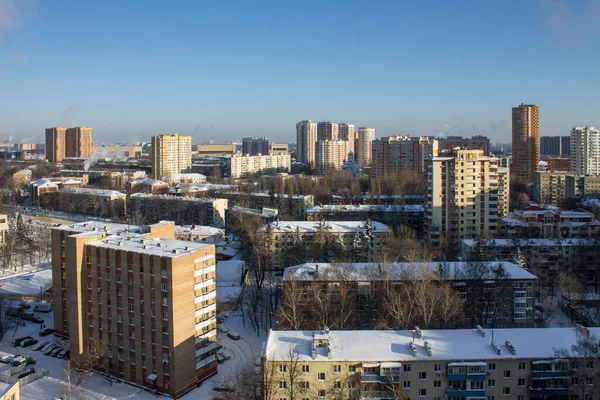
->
<box><xmin>528</xmin><ymin>386</ymin><xmax>569</xmax><ymax>397</ymax></box>
<box><xmin>360</xmin><ymin>391</ymin><xmax>395</xmax><ymax>399</ymax></box>
<box><xmin>446</xmin><ymin>389</ymin><xmax>485</xmax><ymax>398</ymax></box>
<box><xmin>447</xmin><ymin>373</ymin><xmax>486</xmax><ymax>381</ymax></box>
<box><xmin>360</xmin><ymin>374</ymin><xmax>400</xmax><ymax>383</ymax></box>
<box><xmin>531</xmin><ymin>370</ymin><xmax>569</xmax><ymax>378</ymax></box>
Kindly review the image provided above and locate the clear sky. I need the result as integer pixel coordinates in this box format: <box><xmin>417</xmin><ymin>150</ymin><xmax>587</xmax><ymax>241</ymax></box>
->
<box><xmin>0</xmin><ymin>0</ymin><xmax>598</xmax><ymax>144</ymax></box>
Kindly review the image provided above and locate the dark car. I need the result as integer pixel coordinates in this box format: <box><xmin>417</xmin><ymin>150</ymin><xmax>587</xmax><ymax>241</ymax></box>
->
<box><xmin>39</xmin><ymin>328</ymin><xmax>54</xmax><ymax>337</ymax></box>
<box><xmin>12</xmin><ymin>336</ymin><xmax>33</xmax><ymax>347</ymax></box>
<box><xmin>50</xmin><ymin>347</ymin><xmax>62</xmax><ymax>357</ymax></box>
<box><xmin>21</xmin><ymin>338</ymin><xmax>38</xmax><ymax>348</ymax></box>
<box><xmin>17</xmin><ymin>368</ymin><xmax>35</xmax><ymax>379</ymax></box>
<box><xmin>18</xmin><ymin>303</ymin><xmax>31</xmax><ymax>309</ymax></box>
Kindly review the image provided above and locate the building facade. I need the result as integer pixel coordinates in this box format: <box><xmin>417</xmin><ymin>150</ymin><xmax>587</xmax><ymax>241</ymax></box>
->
<box><xmin>65</xmin><ymin>126</ymin><xmax>93</xmax><ymax>159</ymax></box>
<box><xmin>566</xmin><ymin>175</ymin><xmax>600</xmax><ymax>199</ymax></box>
<box><xmin>45</xmin><ymin>126</ymin><xmax>67</xmax><ymax>162</ymax></box>
<box><xmin>338</xmin><ymin>123</ymin><xmax>355</xmax><ymax>154</ymax></box>
<box><xmin>316</xmin><ymin>140</ymin><xmax>352</xmax><ymax>172</ymax></box>
<box><xmin>425</xmin><ymin>149</ymin><xmax>506</xmax><ymax>248</ymax></box>
<box><xmin>47</xmin><ymin>188</ymin><xmax>127</xmax><ymax>218</ymax></box>
<box><xmin>541</xmin><ymin>136</ymin><xmax>570</xmax><ymax>157</ymax></box>
<box><xmin>52</xmin><ymin>221</ymin><xmax>218</xmax><ymax>398</ymax></box>
<box><xmin>12</xmin><ymin>169</ymin><xmax>32</xmax><ymax>188</ymax></box>
<box><xmin>438</xmin><ymin>135</ymin><xmax>491</xmax><ymax>155</ymax></box>
<box><xmin>128</xmin><ymin>194</ymin><xmax>227</xmax><ymax>227</ymax></box>
<box><xmin>296</xmin><ymin>120</ymin><xmax>318</xmax><ymax>166</ymax></box>
<box><xmin>372</xmin><ymin>136</ymin><xmax>438</xmax><ymax>178</ymax></box>
<box><xmin>355</xmin><ymin>127</ymin><xmax>375</xmax><ymax>167</ymax></box>
<box><xmin>194</xmin><ymin>144</ymin><xmax>236</xmax><ymax>157</ymax></box>
<box><xmin>229</xmin><ymin>154</ymin><xmax>291</xmax><ymax>179</ymax></box>
<box><xmin>151</xmin><ymin>134</ymin><xmax>192</xmax><ymax>180</ymax></box>
<box><xmin>511</xmin><ymin>104</ymin><xmax>540</xmax><ymax>183</ymax></box>
<box><xmin>265</xmin><ymin>326</ymin><xmax>596</xmax><ymax>400</ymax></box>
<box><xmin>317</xmin><ymin>121</ymin><xmax>339</xmax><ymax>141</ymax></box>
<box><xmin>219</xmin><ymin>192</ymin><xmax>314</xmax><ymax>220</ymax></box>
<box><xmin>570</xmin><ymin>126</ymin><xmax>600</xmax><ymax>176</ymax></box>
<box><xmin>533</xmin><ymin>171</ymin><xmax>569</xmax><ymax>206</ymax></box>
<box><xmin>242</xmin><ymin>137</ymin><xmax>269</xmax><ymax>156</ymax></box>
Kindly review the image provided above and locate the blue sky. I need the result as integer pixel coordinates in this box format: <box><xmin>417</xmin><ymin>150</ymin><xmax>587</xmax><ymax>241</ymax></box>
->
<box><xmin>0</xmin><ymin>0</ymin><xmax>599</xmax><ymax>144</ymax></box>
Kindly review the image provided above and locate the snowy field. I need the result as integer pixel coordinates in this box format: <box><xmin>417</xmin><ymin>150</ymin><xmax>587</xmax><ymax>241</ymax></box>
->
<box><xmin>0</xmin><ymin>301</ymin><xmax>267</xmax><ymax>400</ymax></box>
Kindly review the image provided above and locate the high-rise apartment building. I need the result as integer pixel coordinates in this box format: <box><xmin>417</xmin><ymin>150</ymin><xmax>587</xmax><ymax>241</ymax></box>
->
<box><xmin>66</xmin><ymin>126</ymin><xmax>93</xmax><ymax>159</ymax></box>
<box><xmin>355</xmin><ymin>127</ymin><xmax>375</xmax><ymax>167</ymax></box>
<box><xmin>317</xmin><ymin>121</ymin><xmax>339</xmax><ymax>141</ymax></box>
<box><xmin>541</xmin><ymin>136</ymin><xmax>569</xmax><ymax>157</ymax></box>
<box><xmin>438</xmin><ymin>135</ymin><xmax>491</xmax><ymax>155</ymax></box>
<box><xmin>337</xmin><ymin>123</ymin><xmax>355</xmax><ymax>154</ymax></box>
<box><xmin>316</xmin><ymin>140</ymin><xmax>352</xmax><ymax>172</ymax></box>
<box><xmin>45</xmin><ymin>127</ymin><xmax>67</xmax><ymax>162</ymax></box>
<box><xmin>371</xmin><ymin>136</ymin><xmax>438</xmax><ymax>178</ymax></box>
<box><xmin>230</xmin><ymin>153</ymin><xmax>291</xmax><ymax>178</ymax></box>
<box><xmin>511</xmin><ymin>104</ymin><xmax>540</xmax><ymax>183</ymax></box>
<box><xmin>296</xmin><ymin>120</ymin><xmax>318</xmax><ymax>166</ymax></box>
<box><xmin>52</xmin><ymin>221</ymin><xmax>218</xmax><ymax>398</ymax></box>
<box><xmin>425</xmin><ymin>149</ymin><xmax>506</xmax><ymax>247</ymax></box>
<box><xmin>241</xmin><ymin>137</ymin><xmax>269</xmax><ymax>156</ymax></box>
<box><xmin>570</xmin><ymin>126</ymin><xmax>600</xmax><ymax>175</ymax></box>
<box><xmin>533</xmin><ymin>171</ymin><xmax>569</xmax><ymax>207</ymax></box>
<box><xmin>151</xmin><ymin>134</ymin><xmax>192</xmax><ymax>179</ymax></box>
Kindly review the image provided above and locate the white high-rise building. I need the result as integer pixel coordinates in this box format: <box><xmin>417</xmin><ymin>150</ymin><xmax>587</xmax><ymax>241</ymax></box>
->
<box><xmin>570</xmin><ymin>126</ymin><xmax>600</xmax><ymax>175</ymax></box>
<box><xmin>296</xmin><ymin>120</ymin><xmax>317</xmax><ymax>166</ymax></box>
<box><xmin>356</xmin><ymin>127</ymin><xmax>375</xmax><ymax>167</ymax></box>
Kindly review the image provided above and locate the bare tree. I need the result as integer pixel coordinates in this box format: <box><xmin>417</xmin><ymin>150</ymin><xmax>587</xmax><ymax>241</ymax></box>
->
<box><xmin>552</xmin><ymin>330</ymin><xmax>600</xmax><ymax>399</ymax></box>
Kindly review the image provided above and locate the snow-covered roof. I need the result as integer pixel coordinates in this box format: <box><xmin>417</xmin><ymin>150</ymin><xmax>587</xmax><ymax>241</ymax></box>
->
<box><xmin>0</xmin><ymin>268</ymin><xmax>52</xmax><ymax>295</ymax></box>
<box><xmin>216</xmin><ymin>260</ymin><xmax>244</xmax><ymax>284</ymax></box>
<box><xmin>332</xmin><ymin>194</ymin><xmax>424</xmax><ymax>200</ymax></box>
<box><xmin>222</xmin><ymin>191</ymin><xmax>312</xmax><ymax>200</ymax></box>
<box><xmin>258</xmin><ymin>221</ymin><xmax>391</xmax><ymax>234</ymax></box>
<box><xmin>216</xmin><ymin>286</ymin><xmax>243</xmax><ymax>303</ymax></box>
<box><xmin>130</xmin><ymin>193</ymin><xmax>222</xmax><ymax>203</ymax></box>
<box><xmin>57</xmin><ymin>187</ymin><xmax>126</xmax><ymax>198</ymax></box>
<box><xmin>175</xmin><ymin>225</ymin><xmax>224</xmax><ymax>237</ymax></box>
<box><xmin>462</xmin><ymin>238</ymin><xmax>600</xmax><ymax>247</ymax></box>
<box><xmin>307</xmin><ymin>204</ymin><xmax>424</xmax><ymax>213</ymax></box>
<box><xmin>283</xmin><ymin>262</ymin><xmax>536</xmax><ymax>282</ymax></box>
<box><xmin>57</xmin><ymin>221</ymin><xmax>143</xmax><ymax>235</ymax></box>
<box><xmin>266</xmin><ymin>327</ymin><xmax>600</xmax><ymax>362</ymax></box>
<box><xmin>92</xmin><ymin>235</ymin><xmax>211</xmax><ymax>257</ymax></box>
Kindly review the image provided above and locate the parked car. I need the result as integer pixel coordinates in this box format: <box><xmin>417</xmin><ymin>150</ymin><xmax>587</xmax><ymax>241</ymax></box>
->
<box><xmin>227</xmin><ymin>331</ymin><xmax>240</xmax><ymax>340</ymax></box>
<box><xmin>41</xmin><ymin>343</ymin><xmax>56</xmax><ymax>352</ymax></box>
<box><xmin>11</xmin><ymin>356</ymin><xmax>34</xmax><ymax>367</ymax></box>
<box><xmin>56</xmin><ymin>349</ymin><xmax>67</xmax><ymax>359</ymax></box>
<box><xmin>217</xmin><ymin>324</ymin><xmax>229</xmax><ymax>333</ymax></box>
<box><xmin>50</xmin><ymin>347</ymin><xmax>62</xmax><ymax>357</ymax></box>
<box><xmin>6</xmin><ymin>307</ymin><xmax>23</xmax><ymax>318</ymax></box>
<box><xmin>43</xmin><ymin>344</ymin><xmax>59</xmax><ymax>355</ymax></box>
<box><xmin>22</xmin><ymin>312</ymin><xmax>35</xmax><ymax>321</ymax></box>
<box><xmin>34</xmin><ymin>304</ymin><xmax>53</xmax><ymax>313</ymax></box>
<box><xmin>12</xmin><ymin>336</ymin><xmax>33</xmax><ymax>347</ymax></box>
<box><xmin>0</xmin><ymin>356</ymin><xmax>13</xmax><ymax>364</ymax></box>
<box><xmin>21</xmin><ymin>338</ymin><xmax>38</xmax><ymax>348</ymax></box>
<box><xmin>39</xmin><ymin>328</ymin><xmax>54</xmax><ymax>337</ymax></box>
<box><xmin>32</xmin><ymin>341</ymin><xmax>50</xmax><ymax>351</ymax></box>
<box><xmin>30</xmin><ymin>316</ymin><xmax>44</xmax><ymax>324</ymax></box>
<box><xmin>18</xmin><ymin>303</ymin><xmax>31</xmax><ymax>309</ymax></box>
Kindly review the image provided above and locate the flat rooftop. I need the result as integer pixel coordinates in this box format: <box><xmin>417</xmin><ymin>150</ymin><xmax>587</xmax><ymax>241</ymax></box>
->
<box><xmin>57</xmin><ymin>187</ymin><xmax>126</xmax><ymax>198</ymax></box>
<box><xmin>266</xmin><ymin>327</ymin><xmax>599</xmax><ymax>362</ymax></box>
<box><xmin>307</xmin><ymin>204</ymin><xmax>424</xmax><ymax>213</ymax></box>
<box><xmin>283</xmin><ymin>261</ymin><xmax>536</xmax><ymax>282</ymax></box>
<box><xmin>57</xmin><ymin>221</ymin><xmax>142</xmax><ymax>235</ymax></box>
<box><xmin>258</xmin><ymin>220</ymin><xmax>391</xmax><ymax>234</ymax></box>
<box><xmin>175</xmin><ymin>225</ymin><xmax>224</xmax><ymax>236</ymax></box>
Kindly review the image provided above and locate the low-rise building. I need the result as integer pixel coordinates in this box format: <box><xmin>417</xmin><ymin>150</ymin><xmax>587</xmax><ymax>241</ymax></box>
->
<box><xmin>31</xmin><ymin>176</ymin><xmax>87</xmax><ymax>203</ymax></box>
<box><xmin>52</xmin><ymin>221</ymin><xmax>217</xmax><ymax>398</ymax></box>
<box><xmin>0</xmin><ymin>214</ymin><xmax>7</xmax><ymax>245</ymax></box>
<box><xmin>258</xmin><ymin>221</ymin><xmax>391</xmax><ymax>270</ymax></box>
<box><xmin>216</xmin><ymin>260</ymin><xmax>245</xmax><ymax>311</ymax></box>
<box><xmin>265</xmin><ymin>326</ymin><xmax>597</xmax><ymax>400</ymax></box>
<box><xmin>48</xmin><ymin>187</ymin><xmax>127</xmax><ymax>218</ymax></box>
<box><xmin>194</xmin><ymin>144</ymin><xmax>236</xmax><ymax>157</ymax></box>
<box><xmin>283</xmin><ymin>262</ymin><xmax>536</xmax><ymax>330</ymax></box>
<box><xmin>497</xmin><ymin>205</ymin><xmax>600</xmax><ymax>239</ymax></box>
<box><xmin>127</xmin><ymin>178</ymin><xmax>169</xmax><ymax>194</ymax></box>
<box><xmin>331</xmin><ymin>194</ymin><xmax>424</xmax><ymax>206</ymax></box>
<box><xmin>129</xmin><ymin>193</ymin><xmax>227</xmax><ymax>227</ymax></box>
<box><xmin>12</xmin><ymin>169</ymin><xmax>32</xmax><ymax>188</ymax></box>
<box><xmin>109</xmin><ymin>171</ymin><xmax>147</xmax><ymax>190</ymax></box>
<box><xmin>162</xmin><ymin>173</ymin><xmax>207</xmax><ymax>185</ymax></box>
<box><xmin>547</xmin><ymin>157</ymin><xmax>570</xmax><ymax>171</ymax></box>
<box><xmin>229</xmin><ymin>153</ymin><xmax>291</xmax><ymax>179</ymax></box>
<box><xmin>462</xmin><ymin>238</ymin><xmax>600</xmax><ymax>287</ymax></box>
<box><xmin>224</xmin><ymin>206</ymin><xmax>278</xmax><ymax>236</ymax></box>
<box><xmin>307</xmin><ymin>204</ymin><xmax>424</xmax><ymax>237</ymax></box>
<box><xmin>174</xmin><ymin>225</ymin><xmax>225</xmax><ymax>244</ymax></box>
<box><xmin>566</xmin><ymin>175</ymin><xmax>600</xmax><ymax>199</ymax></box>
<box><xmin>218</xmin><ymin>192</ymin><xmax>314</xmax><ymax>220</ymax></box>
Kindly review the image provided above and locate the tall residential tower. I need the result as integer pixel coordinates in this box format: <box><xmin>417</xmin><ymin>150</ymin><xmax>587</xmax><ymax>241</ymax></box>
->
<box><xmin>151</xmin><ymin>134</ymin><xmax>192</xmax><ymax>179</ymax></box>
<box><xmin>570</xmin><ymin>126</ymin><xmax>600</xmax><ymax>175</ymax></box>
<box><xmin>296</xmin><ymin>120</ymin><xmax>317</xmax><ymax>166</ymax></box>
<box><xmin>511</xmin><ymin>104</ymin><xmax>540</xmax><ymax>183</ymax></box>
<box><xmin>355</xmin><ymin>127</ymin><xmax>375</xmax><ymax>167</ymax></box>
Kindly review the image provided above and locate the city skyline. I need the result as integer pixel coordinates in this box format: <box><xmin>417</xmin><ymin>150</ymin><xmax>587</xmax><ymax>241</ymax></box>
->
<box><xmin>1</xmin><ymin>1</ymin><xmax>599</xmax><ymax>143</ymax></box>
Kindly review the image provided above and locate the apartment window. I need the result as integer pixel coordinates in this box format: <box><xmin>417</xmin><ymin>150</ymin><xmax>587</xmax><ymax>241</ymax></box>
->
<box><xmin>489</xmin><ymin>363</ymin><xmax>496</xmax><ymax>371</ymax></box>
<box><xmin>127</xmin><ymin>277</ymin><xmax>132</xmax><ymax>286</ymax></box>
<box><xmin>518</xmin><ymin>378</ymin><xmax>525</xmax><ymax>387</ymax></box>
<box><xmin>301</xmin><ymin>365</ymin><xmax>309</xmax><ymax>373</ymax></box>
<box><xmin>162</xmin><ymin>338</ymin><xmax>168</xmax><ymax>347</ymax></box>
<box><xmin>333</xmin><ymin>365</ymin><xmax>341</xmax><ymax>373</ymax></box>
<box><xmin>488</xmin><ymin>396</ymin><xmax>495</xmax><ymax>400</ymax></box>
<box><xmin>117</xmin><ymin>275</ymin><xmax>121</xmax><ymax>283</ymax></box>
<box><xmin>162</xmin><ymin>326</ymin><xmax>168</xmax><ymax>334</ymax></box>
<box><xmin>434</xmin><ymin>363</ymin><xmax>441</xmax><ymax>372</ymax></box>
<box><xmin>162</xmin><ymin>312</ymin><xmax>168</xmax><ymax>320</ymax></box>
<box><xmin>299</xmin><ymin>381</ymin><xmax>309</xmax><ymax>389</ymax></box>
<box><xmin>106</xmin><ymin>273</ymin><xmax>110</xmax><ymax>281</ymax></box>
<box><xmin>129</xmin><ymin>317</ymin><xmax>134</xmax><ymax>325</ymax></box>
<box><xmin>318</xmin><ymin>390</ymin><xmax>325</xmax><ymax>398</ymax></box>
<box><xmin>419</xmin><ymin>389</ymin><xmax>426</xmax><ymax>397</ymax></box>
<box><xmin>434</xmin><ymin>380</ymin><xmax>441</xmax><ymax>388</ymax></box>
<box><xmin>503</xmin><ymin>387</ymin><xmax>510</xmax><ymax>395</ymax></box>
<box><xmin>586</xmin><ymin>360</ymin><xmax>595</xmax><ymax>369</ymax></box>
<box><xmin>317</xmin><ymin>373</ymin><xmax>325</xmax><ymax>380</ymax></box>
<box><xmin>279</xmin><ymin>365</ymin><xmax>287</xmax><ymax>373</ymax></box>
<box><xmin>517</xmin><ymin>396</ymin><xmax>525</xmax><ymax>400</ymax></box>
<box><xmin>279</xmin><ymin>380</ymin><xmax>287</xmax><ymax>389</ymax></box>
<box><xmin>161</xmin><ymin>269</ymin><xmax>167</xmax><ymax>278</ymax></box>
<box><xmin>518</xmin><ymin>362</ymin><xmax>526</xmax><ymax>370</ymax></box>
<box><xmin>348</xmin><ymin>365</ymin><xmax>356</xmax><ymax>372</ymax></box>
<box><xmin>503</xmin><ymin>370</ymin><xmax>511</xmax><ymax>378</ymax></box>
<box><xmin>403</xmin><ymin>364</ymin><xmax>411</xmax><ymax>372</ymax></box>
<box><xmin>128</xmin><ymin>304</ymin><xmax>134</xmax><ymax>312</ymax></box>
<box><xmin>161</xmin><ymin>283</ymin><xmax>168</xmax><ymax>292</ymax></box>
<box><xmin>488</xmin><ymin>379</ymin><xmax>495</xmax><ymax>387</ymax></box>
<box><xmin>403</xmin><ymin>381</ymin><xmax>411</xmax><ymax>389</ymax></box>
<box><xmin>419</xmin><ymin>372</ymin><xmax>426</xmax><ymax>380</ymax></box>
<box><xmin>87</xmin><ymin>282</ymin><xmax>91</xmax><ymax>289</ymax></box>
<box><xmin>163</xmin><ymin>364</ymin><xmax>169</xmax><ymax>376</ymax></box>
<box><xmin>333</xmin><ymin>381</ymin><xmax>341</xmax><ymax>389</ymax></box>
<box><xmin>117</xmin><ymin>314</ymin><xmax>123</xmax><ymax>323</ymax></box>
<box><xmin>128</xmin><ymin>264</ymin><xmax>133</xmax><ymax>272</ymax></box>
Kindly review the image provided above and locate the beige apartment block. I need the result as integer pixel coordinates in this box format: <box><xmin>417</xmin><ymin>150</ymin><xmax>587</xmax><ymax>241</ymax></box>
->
<box><xmin>48</xmin><ymin>187</ymin><xmax>127</xmax><ymax>218</ymax></box>
<box><xmin>316</xmin><ymin>140</ymin><xmax>352</xmax><ymax>172</ymax></box>
<box><xmin>229</xmin><ymin>154</ymin><xmax>291</xmax><ymax>179</ymax></box>
<box><xmin>270</xmin><ymin>142</ymin><xmax>289</xmax><ymax>155</ymax></box>
<box><xmin>317</xmin><ymin>121</ymin><xmax>339</xmax><ymax>141</ymax></box>
<box><xmin>52</xmin><ymin>221</ymin><xmax>218</xmax><ymax>398</ymax></box>
<box><xmin>45</xmin><ymin>126</ymin><xmax>67</xmax><ymax>162</ymax></box>
<box><xmin>194</xmin><ymin>144</ymin><xmax>236</xmax><ymax>157</ymax></box>
<box><xmin>566</xmin><ymin>174</ymin><xmax>600</xmax><ymax>199</ymax></box>
<box><xmin>66</xmin><ymin>126</ymin><xmax>93</xmax><ymax>158</ymax></box>
<box><xmin>338</xmin><ymin>123</ymin><xmax>355</xmax><ymax>154</ymax></box>
<box><xmin>296</xmin><ymin>120</ymin><xmax>318</xmax><ymax>166</ymax></box>
<box><xmin>151</xmin><ymin>134</ymin><xmax>192</xmax><ymax>179</ymax></box>
<box><xmin>533</xmin><ymin>171</ymin><xmax>569</xmax><ymax>207</ymax></box>
<box><xmin>265</xmin><ymin>327</ymin><xmax>595</xmax><ymax>400</ymax></box>
<box><xmin>371</xmin><ymin>136</ymin><xmax>438</xmax><ymax>178</ymax></box>
<box><xmin>12</xmin><ymin>169</ymin><xmax>32</xmax><ymax>188</ymax></box>
<box><xmin>511</xmin><ymin>104</ymin><xmax>540</xmax><ymax>183</ymax></box>
<box><xmin>425</xmin><ymin>149</ymin><xmax>506</xmax><ymax>248</ymax></box>
<box><xmin>355</xmin><ymin>127</ymin><xmax>375</xmax><ymax>167</ymax></box>
<box><xmin>0</xmin><ymin>382</ymin><xmax>19</xmax><ymax>400</ymax></box>
<box><xmin>92</xmin><ymin>145</ymin><xmax>143</xmax><ymax>158</ymax></box>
